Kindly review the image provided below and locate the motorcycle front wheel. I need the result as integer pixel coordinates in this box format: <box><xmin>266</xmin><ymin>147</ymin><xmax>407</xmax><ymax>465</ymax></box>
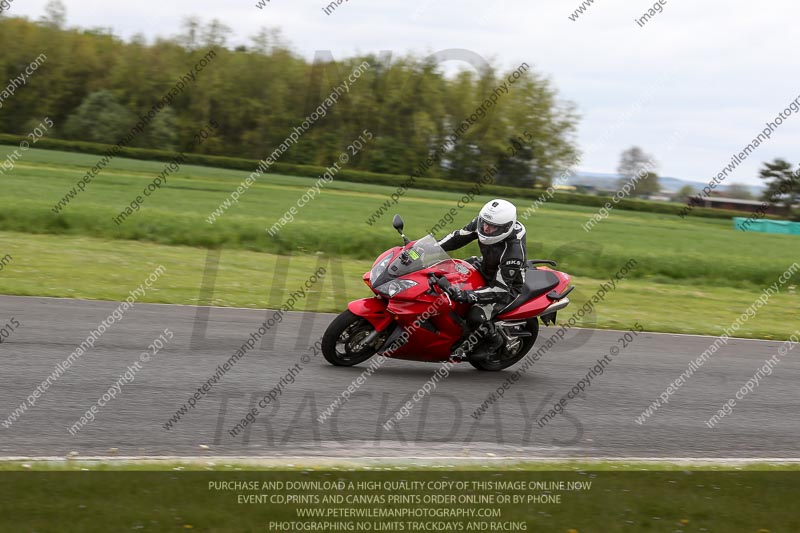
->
<box><xmin>322</xmin><ymin>310</ymin><xmax>386</xmax><ymax>366</ymax></box>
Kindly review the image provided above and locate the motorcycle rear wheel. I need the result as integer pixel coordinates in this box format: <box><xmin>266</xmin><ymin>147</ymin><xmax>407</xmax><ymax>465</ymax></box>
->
<box><xmin>322</xmin><ymin>310</ymin><xmax>384</xmax><ymax>366</ymax></box>
<box><xmin>470</xmin><ymin>319</ymin><xmax>539</xmax><ymax>371</ymax></box>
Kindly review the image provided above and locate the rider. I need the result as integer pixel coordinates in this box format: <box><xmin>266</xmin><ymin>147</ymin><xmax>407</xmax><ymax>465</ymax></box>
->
<box><xmin>436</xmin><ymin>199</ymin><xmax>527</xmax><ymax>360</ymax></box>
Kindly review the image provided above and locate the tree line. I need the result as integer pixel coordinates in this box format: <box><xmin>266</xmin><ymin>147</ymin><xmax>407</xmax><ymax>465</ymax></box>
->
<box><xmin>0</xmin><ymin>7</ymin><xmax>580</xmax><ymax>188</ymax></box>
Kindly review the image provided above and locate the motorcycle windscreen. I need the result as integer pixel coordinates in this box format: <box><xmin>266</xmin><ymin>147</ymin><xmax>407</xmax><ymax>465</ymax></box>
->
<box><xmin>384</xmin><ymin>235</ymin><xmax>451</xmax><ymax>279</ymax></box>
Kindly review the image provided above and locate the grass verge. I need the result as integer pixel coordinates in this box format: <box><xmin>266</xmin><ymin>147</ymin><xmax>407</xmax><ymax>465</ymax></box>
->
<box><xmin>0</xmin><ymin>231</ymin><xmax>797</xmax><ymax>339</ymax></box>
<box><xmin>1</xmin><ymin>146</ymin><xmax>798</xmax><ymax>289</ymax></box>
<box><xmin>0</xmin><ymin>461</ymin><xmax>797</xmax><ymax>532</ymax></box>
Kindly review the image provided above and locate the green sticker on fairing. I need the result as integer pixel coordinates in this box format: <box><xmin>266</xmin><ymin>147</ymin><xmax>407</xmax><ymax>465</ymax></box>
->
<box><xmin>409</xmin><ymin>249</ymin><xmax>420</xmax><ymax>260</ymax></box>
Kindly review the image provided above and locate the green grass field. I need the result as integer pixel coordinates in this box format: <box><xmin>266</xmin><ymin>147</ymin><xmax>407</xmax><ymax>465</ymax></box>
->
<box><xmin>0</xmin><ymin>146</ymin><xmax>797</xmax><ymax>338</ymax></box>
<box><xmin>0</xmin><ymin>462</ymin><xmax>798</xmax><ymax>532</ymax></box>
<box><xmin>0</xmin><ymin>231</ymin><xmax>797</xmax><ymax>338</ymax></box>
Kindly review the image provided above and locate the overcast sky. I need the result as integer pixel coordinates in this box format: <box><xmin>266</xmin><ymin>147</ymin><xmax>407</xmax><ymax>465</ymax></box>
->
<box><xmin>8</xmin><ymin>0</ymin><xmax>800</xmax><ymax>185</ymax></box>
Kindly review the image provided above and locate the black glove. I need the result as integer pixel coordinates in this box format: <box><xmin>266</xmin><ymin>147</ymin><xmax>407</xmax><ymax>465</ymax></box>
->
<box><xmin>447</xmin><ymin>286</ymin><xmax>478</xmax><ymax>304</ymax></box>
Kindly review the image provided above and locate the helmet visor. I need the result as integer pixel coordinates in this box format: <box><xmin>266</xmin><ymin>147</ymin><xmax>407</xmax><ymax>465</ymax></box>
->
<box><xmin>479</xmin><ymin>217</ymin><xmax>513</xmax><ymax>237</ymax></box>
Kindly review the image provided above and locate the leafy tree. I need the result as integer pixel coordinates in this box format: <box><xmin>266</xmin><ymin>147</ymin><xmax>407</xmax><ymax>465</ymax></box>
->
<box><xmin>147</xmin><ymin>108</ymin><xmax>179</xmax><ymax>151</ymax></box>
<box><xmin>250</xmin><ymin>27</ymin><xmax>288</xmax><ymax>55</ymax></box>
<box><xmin>63</xmin><ymin>91</ymin><xmax>135</xmax><ymax>144</ymax></box>
<box><xmin>179</xmin><ymin>17</ymin><xmax>201</xmax><ymax>50</ymax></box>
<box><xmin>673</xmin><ymin>184</ymin><xmax>696</xmax><ymax>202</ymax></box>
<box><xmin>617</xmin><ymin>146</ymin><xmax>655</xmax><ymax>177</ymax></box>
<box><xmin>202</xmin><ymin>19</ymin><xmax>232</xmax><ymax>48</ymax></box>
<box><xmin>40</xmin><ymin>0</ymin><xmax>67</xmax><ymax>29</ymax></box>
<box><xmin>0</xmin><ymin>15</ymin><xmax>581</xmax><ymax>185</ymax></box>
<box><xmin>495</xmin><ymin>135</ymin><xmax>535</xmax><ymax>187</ymax></box>
<box><xmin>759</xmin><ymin>159</ymin><xmax>799</xmax><ymax>219</ymax></box>
<box><xmin>725</xmin><ymin>183</ymin><xmax>755</xmax><ymax>200</ymax></box>
<box><xmin>495</xmin><ymin>69</ymin><xmax>579</xmax><ymax>189</ymax></box>
<box><xmin>632</xmin><ymin>172</ymin><xmax>661</xmax><ymax>197</ymax></box>
<box><xmin>617</xmin><ymin>146</ymin><xmax>659</xmax><ymax>197</ymax></box>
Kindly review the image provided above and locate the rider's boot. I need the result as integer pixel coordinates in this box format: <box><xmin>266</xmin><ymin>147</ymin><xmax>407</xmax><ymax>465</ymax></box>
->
<box><xmin>468</xmin><ymin>321</ymin><xmax>504</xmax><ymax>362</ymax></box>
<box><xmin>451</xmin><ymin>321</ymin><xmax>504</xmax><ymax>362</ymax></box>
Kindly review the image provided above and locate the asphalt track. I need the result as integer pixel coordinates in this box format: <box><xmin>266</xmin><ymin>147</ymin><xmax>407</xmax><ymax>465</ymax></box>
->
<box><xmin>1</xmin><ymin>295</ymin><xmax>797</xmax><ymax>459</ymax></box>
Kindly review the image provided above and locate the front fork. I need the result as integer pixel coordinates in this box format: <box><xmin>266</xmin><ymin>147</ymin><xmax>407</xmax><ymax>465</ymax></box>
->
<box><xmin>347</xmin><ymin>297</ymin><xmax>397</xmax><ymax>353</ymax></box>
<box><xmin>374</xmin><ymin>322</ymin><xmax>403</xmax><ymax>354</ymax></box>
<box><xmin>358</xmin><ymin>329</ymin><xmax>382</xmax><ymax>348</ymax></box>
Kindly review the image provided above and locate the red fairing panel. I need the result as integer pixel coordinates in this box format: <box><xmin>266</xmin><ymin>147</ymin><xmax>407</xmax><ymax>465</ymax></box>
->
<box><xmin>498</xmin><ymin>271</ymin><xmax>571</xmax><ymax>321</ymax></box>
<box><xmin>348</xmin><ymin>298</ymin><xmax>393</xmax><ymax>331</ymax></box>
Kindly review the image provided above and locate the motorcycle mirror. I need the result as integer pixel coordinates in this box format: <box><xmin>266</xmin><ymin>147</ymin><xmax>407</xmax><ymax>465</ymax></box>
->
<box><xmin>436</xmin><ymin>276</ymin><xmax>451</xmax><ymax>290</ymax></box>
<box><xmin>392</xmin><ymin>214</ymin><xmax>410</xmax><ymax>245</ymax></box>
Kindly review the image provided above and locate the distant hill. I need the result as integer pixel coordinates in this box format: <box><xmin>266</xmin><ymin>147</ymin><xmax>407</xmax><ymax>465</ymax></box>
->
<box><xmin>568</xmin><ymin>171</ymin><xmax>764</xmax><ymax>196</ymax></box>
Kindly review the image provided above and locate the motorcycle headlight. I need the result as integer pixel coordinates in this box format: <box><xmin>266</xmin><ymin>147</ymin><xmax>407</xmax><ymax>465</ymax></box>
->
<box><xmin>376</xmin><ymin>279</ymin><xmax>418</xmax><ymax>298</ymax></box>
<box><xmin>370</xmin><ymin>255</ymin><xmax>392</xmax><ymax>282</ymax></box>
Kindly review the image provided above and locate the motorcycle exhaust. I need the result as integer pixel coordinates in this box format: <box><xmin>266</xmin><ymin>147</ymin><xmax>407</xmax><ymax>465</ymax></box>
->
<box><xmin>542</xmin><ymin>296</ymin><xmax>570</xmax><ymax>315</ymax></box>
<box><xmin>539</xmin><ymin>297</ymin><xmax>571</xmax><ymax>326</ymax></box>
<box><xmin>495</xmin><ymin>321</ymin><xmax>533</xmax><ymax>338</ymax></box>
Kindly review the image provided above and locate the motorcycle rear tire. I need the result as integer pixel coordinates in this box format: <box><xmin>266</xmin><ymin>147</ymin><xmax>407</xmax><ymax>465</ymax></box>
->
<box><xmin>470</xmin><ymin>319</ymin><xmax>539</xmax><ymax>371</ymax></box>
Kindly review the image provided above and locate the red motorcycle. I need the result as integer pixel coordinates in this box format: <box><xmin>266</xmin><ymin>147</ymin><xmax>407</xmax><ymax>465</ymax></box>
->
<box><xmin>322</xmin><ymin>215</ymin><xmax>573</xmax><ymax>371</ymax></box>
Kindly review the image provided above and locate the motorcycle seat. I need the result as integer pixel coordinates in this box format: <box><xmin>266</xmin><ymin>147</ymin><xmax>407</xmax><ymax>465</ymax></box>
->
<box><xmin>500</xmin><ymin>267</ymin><xmax>560</xmax><ymax>313</ymax></box>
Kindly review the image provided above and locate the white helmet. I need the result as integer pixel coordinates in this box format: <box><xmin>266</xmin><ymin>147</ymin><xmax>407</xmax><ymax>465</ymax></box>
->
<box><xmin>477</xmin><ymin>199</ymin><xmax>516</xmax><ymax>245</ymax></box>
